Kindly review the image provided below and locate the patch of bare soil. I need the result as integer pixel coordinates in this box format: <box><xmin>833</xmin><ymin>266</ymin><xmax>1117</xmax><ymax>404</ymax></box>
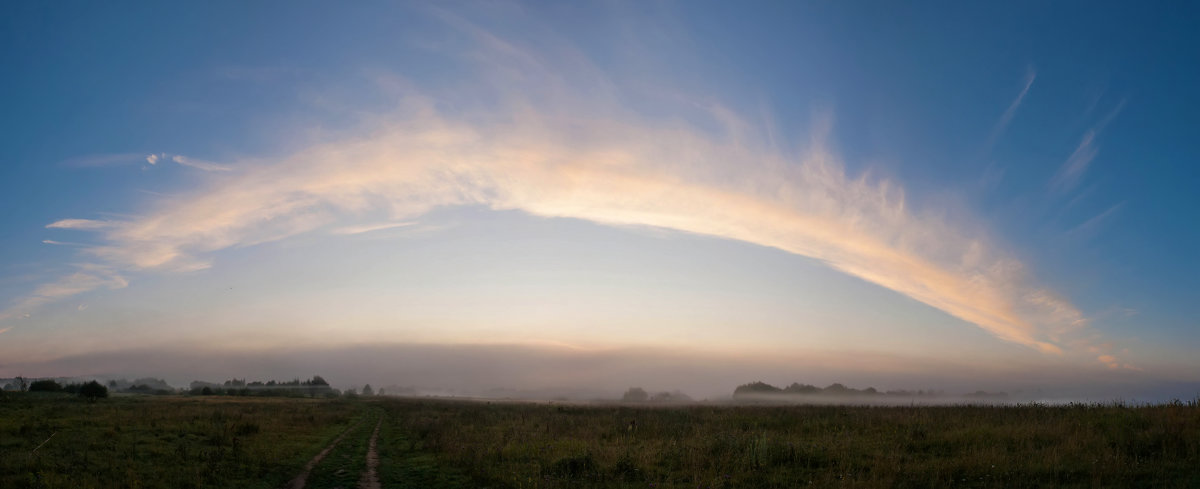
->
<box><xmin>357</xmin><ymin>418</ymin><xmax>383</xmax><ymax>489</ymax></box>
<box><xmin>284</xmin><ymin>419</ymin><xmax>362</xmax><ymax>489</ymax></box>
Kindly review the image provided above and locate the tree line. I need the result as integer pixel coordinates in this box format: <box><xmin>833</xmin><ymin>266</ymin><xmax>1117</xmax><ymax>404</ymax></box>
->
<box><xmin>733</xmin><ymin>381</ymin><xmax>947</xmax><ymax>398</ymax></box>
<box><xmin>1</xmin><ymin>377</ymin><xmax>109</xmax><ymax>399</ymax></box>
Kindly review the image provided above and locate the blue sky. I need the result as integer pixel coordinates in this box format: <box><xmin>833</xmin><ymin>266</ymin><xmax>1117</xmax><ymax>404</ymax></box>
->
<box><xmin>1</xmin><ymin>2</ymin><xmax>1197</xmax><ymax>398</ymax></box>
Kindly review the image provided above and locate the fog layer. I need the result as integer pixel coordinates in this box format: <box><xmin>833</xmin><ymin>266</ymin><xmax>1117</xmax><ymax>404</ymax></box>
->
<box><xmin>2</xmin><ymin>342</ymin><xmax>1191</xmax><ymax>403</ymax></box>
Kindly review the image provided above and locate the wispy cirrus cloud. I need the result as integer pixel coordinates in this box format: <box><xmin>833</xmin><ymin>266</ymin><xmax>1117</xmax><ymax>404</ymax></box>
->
<box><xmin>42</xmin><ymin>239</ymin><xmax>87</xmax><ymax>246</ymax></box>
<box><xmin>61</xmin><ymin>153</ymin><xmax>145</xmax><ymax>168</ymax></box>
<box><xmin>46</xmin><ymin>219</ymin><xmax>117</xmax><ymax>230</ymax></box>
<box><xmin>59</xmin><ymin>152</ymin><xmax>231</xmax><ymax>172</ymax></box>
<box><xmin>44</xmin><ymin>104</ymin><xmax>1081</xmax><ymax>355</ymax></box>
<box><xmin>331</xmin><ymin>221</ymin><xmax>417</xmax><ymax>235</ymax></box>
<box><xmin>1052</xmin><ymin>131</ymin><xmax>1099</xmax><ymax>191</ymax></box>
<box><xmin>12</xmin><ymin>11</ymin><xmax>1122</xmax><ymax>366</ymax></box>
<box><xmin>981</xmin><ymin>67</ymin><xmax>1036</xmax><ymax>154</ymax></box>
<box><xmin>1051</xmin><ymin>99</ymin><xmax>1126</xmax><ymax>192</ymax></box>
<box><xmin>171</xmin><ymin>155</ymin><xmax>232</xmax><ymax>172</ymax></box>
<box><xmin>1062</xmin><ymin>202</ymin><xmax>1125</xmax><ymax>241</ymax></box>
<box><xmin>145</xmin><ymin>153</ymin><xmax>233</xmax><ymax>172</ymax></box>
<box><xmin>0</xmin><ymin>264</ymin><xmax>127</xmax><ymax>325</ymax></box>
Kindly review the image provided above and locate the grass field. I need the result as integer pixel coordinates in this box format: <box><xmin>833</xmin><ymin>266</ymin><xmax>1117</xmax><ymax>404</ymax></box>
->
<box><xmin>2</xmin><ymin>394</ymin><xmax>1198</xmax><ymax>488</ymax></box>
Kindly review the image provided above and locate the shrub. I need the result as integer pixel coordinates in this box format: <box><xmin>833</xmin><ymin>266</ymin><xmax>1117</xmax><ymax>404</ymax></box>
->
<box><xmin>622</xmin><ymin>387</ymin><xmax>648</xmax><ymax>402</ymax></box>
<box><xmin>79</xmin><ymin>381</ymin><xmax>108</xmax><ymax>400</ymax></box>
<box><xmin>29</xmin><ymin>380</ymin><xmax>63</xmax><ymax>392</ymax></box>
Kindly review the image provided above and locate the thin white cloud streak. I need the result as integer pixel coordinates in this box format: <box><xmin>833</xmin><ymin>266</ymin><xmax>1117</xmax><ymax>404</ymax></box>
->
<box><xmin>982</xmin><ymin>68</ymin><xmax>1036</xmax><ymax>153</ymax></box>
<box><xmin>1051</xmin><ymin>131</ymin><xmax>1098</xmax><ymax>191</ymax></box>
<box><xmin>331</xmin><ymin>221</ymin><xmax>417</xmax><ymax>235</ymax></box>
<box><xmin>0</xmin><ymin>265</ymin><xmax>128</xmax><ymax>323</ymax></box>
<box><xmin>60</xmin><ymin>153</ymin><xmax>145</xmax><ymax>168</ymax></box>
<box><xmin>42</xmin><ymin>239</ymin><xmax>88</xmax><ymax>246</ymax></box>
<box><xmin>1062</xmin><ymin>202</ymin><xmax>1124</xmax><ymax>241</ymax></box>
<box><xmin>171</xmin><ymin>155</ymin><xmax>233</xmax><ymax>172</ymax></box>
<box><xmin>29</xmin><ymin>265</ymin><xmax>128</xmax><ymax>300</ymax></box>
<box><xmin>18</xmin><ymin>14</ymin><xmax>1116</xmax><ymax>365</ymax></box>
<box><xmin>1051</xmin><ymin>100</ymin><xmax>1126</xmax><ymax>192</ymax></box>
<box><xmin>64</xmin><ymin>152</ymin><xmax>232</xmax><ymax>171</ymax></box>
<box><xmin>46</xmin><ymin>219</ymin><xmax>117</xmax><ymax>230</ymax></box>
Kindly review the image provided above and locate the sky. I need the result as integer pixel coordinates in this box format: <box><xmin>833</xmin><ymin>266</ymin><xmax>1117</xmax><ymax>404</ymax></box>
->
<box><xmin>1</xmin><ymin>2</ymin><xmax>1197</xmax><ymax>400</ymax></box>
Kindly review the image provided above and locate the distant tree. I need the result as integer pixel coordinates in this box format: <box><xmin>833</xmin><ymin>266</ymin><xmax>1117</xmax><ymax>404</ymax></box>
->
<box><xmin>79</xmin><ymin>381</ymin><xmax>108</xmax><ymax>400</ymax></box>
<box><xmin>201</xmin><ymin>386</ymin><xmax>213</xmax><ymax>395</ymax></box>
<box><xmin>824</xmin><ymin>383</ymin><xmax>849</xmax><ymax>394</ymax></box>
<box><xmin>362</xmin><ymin>384</ymin><xmax>374</xmax><ymax>396</ymax></box>
<box><xmin>378</xmin><ymin>388</ymin><xmax>386</xmax><ymax>396</ymax></box>
<box><xmin>29</xmin><ymin>380</ymin><xmax>63</xmax><ymax>392</ymax></box>
<box><xmin>310</xmin><ymin>375</ymin><xmax>329</xmax><ymax>386</ymax></box>
<box><xmin>783</xmin><ymin>383</ymin><xmax>821</xmax><ymax>395</ymax></box>
<box><xmin>622</xmin><ymin>387</ymin><xmax>649</xmax><ymax>402</ymax></box>
<box><xmin>345</xmin><ymin>387</ymin><xmax>358</xmax><ymax>397</ymax></box>
<box><xmin>733</xmin><ymin>382</ymin><xmax>782</xmax><ymax>396</ymax></box>
<box><xmin>650</xmin><ymin>391</ymin><xmax>692</xmax><ymax>403</ymax></box>
<box><xmin>16</xmin><ymin>376</ymin><xmax>28</xmax><ymax>392</ymax></box>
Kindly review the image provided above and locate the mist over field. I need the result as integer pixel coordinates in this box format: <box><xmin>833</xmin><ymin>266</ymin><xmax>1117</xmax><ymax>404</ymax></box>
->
<box><xmin>4</xmin><ymin>342</ymin><xmax>1193</xmax><ymax>403</ymax></box>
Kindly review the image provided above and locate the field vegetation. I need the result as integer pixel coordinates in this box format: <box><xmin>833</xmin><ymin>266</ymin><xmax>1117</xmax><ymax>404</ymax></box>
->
<box><xmin>385</xmin><ymin>398</ymin><xmax>1200</xmax><ymax>488</ymax></box>
<box><xmin>0</xmin><ymin>394</ymin><xmax>360</xmax><ymax>488</ymax></box>
<box><xmin>2</xmin><ymin>393</ymin><xmax>1198</xmax><ymax>488</ymax></box>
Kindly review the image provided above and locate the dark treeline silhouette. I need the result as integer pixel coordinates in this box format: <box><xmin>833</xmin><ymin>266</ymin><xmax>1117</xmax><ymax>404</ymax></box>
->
<box><xmin>5</xmin><ymin>376</ymin><xmax>165</xmax><ymax>396</ymax></box>
<box><xmin>108</xmin><ymin>377</ymin><xmax>175</xmax><ymax>395</ymax></box>
<box><xmin>5</xmin><ymin>378</ymin><xmax>109</xmax><ymax>399</ymax></box>
<box><xmin>188</xmin><ymin>375</ymin><xmax>340</xmax><ymax>397</ymax></box>
<box><xmin>621</xmin><ymin>387</ymin><xmax>693</xmax><ymax>403</ymax></box>
<box><xmin>734</xmin><ymin>381</ymin><xmax>950</xmax><ymax>399</ymax></box>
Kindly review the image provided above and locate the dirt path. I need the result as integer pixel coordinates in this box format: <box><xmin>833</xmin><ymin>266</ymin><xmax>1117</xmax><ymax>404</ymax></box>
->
<box><xmin>357</xmin><ymin>417</ymin><xmax>383</xmax><ymax>489</ymax></box>
<box><xmin>284</xmin><ymin>418</ymin><xmax>363</xmax><ymax>489</ymax></box>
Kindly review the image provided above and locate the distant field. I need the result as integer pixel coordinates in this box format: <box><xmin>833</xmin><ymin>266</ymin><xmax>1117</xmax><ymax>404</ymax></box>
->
<box><xmin>2</xmin><ymin>395</ymin><xmax>1198</xmax><ymax>488</ymax></box>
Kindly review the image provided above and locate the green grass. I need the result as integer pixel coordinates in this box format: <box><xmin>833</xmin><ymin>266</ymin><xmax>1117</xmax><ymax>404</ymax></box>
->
<box><xmin>376</xmin><ymin>403</ymin><xmax>472</xmax><ymax>489</ymax></box>
<box><xmin>379</xmin><ymin>398</ymin><xmax>1200</xmax><ymax>489</ymax></box>
<box><xmin>306</xmin><ymin>408</ymin><xmax>378</xmax><ymax>489</ymax></box>
<box><xmin>0</xmin><ymin>394</ymin><xmax>361</xmax><ymax>489</ymax></box>
<box><xmin>3</xmin><ymin>394</ymin><xmax>1198</xmax><ymax>488</ymax></box>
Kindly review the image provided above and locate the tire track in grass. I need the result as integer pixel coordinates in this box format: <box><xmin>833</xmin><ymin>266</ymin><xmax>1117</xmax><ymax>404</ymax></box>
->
<box><xmin>284</xmin><ymin>416</ymin><xmax>364</xmax><ymax>489</ymax></box>
<box><xmin>358</xmin><ymin>417</ymin><xmax>383</xmax><ymax>489</ymax></box>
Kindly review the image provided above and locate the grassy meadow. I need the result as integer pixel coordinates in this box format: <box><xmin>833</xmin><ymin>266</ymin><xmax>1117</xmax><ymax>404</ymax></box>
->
<box><xmin>0</xmin><ymin>395</ymin><xmax>362</xmax><ymax>489</ymax></box>
<box><xmin>1</xmin><ymin>394</ymin><xmax>1198</xmax><ymax>488</ymax></box>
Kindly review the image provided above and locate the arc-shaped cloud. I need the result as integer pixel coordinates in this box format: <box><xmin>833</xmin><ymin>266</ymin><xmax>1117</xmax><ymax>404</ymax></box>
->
<box><xmin>16</xmin><ymin>12</ymin><xmax>1109</xmax><ymax>364</ymax></box>
<box><xmin>39</xmin><ymin>98</ymin><xmax>1080</xmax><ymax>355</ymax></box>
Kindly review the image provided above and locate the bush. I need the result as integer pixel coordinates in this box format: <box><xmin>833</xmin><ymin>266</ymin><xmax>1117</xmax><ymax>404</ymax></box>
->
<box><xmin>78</xmin><ymin>381</ymin><xmax>108</xmax><ymax>400</ymax></box>
<box><xmin>622</xmin><ymin>387</ymin><xmax>648</xmax><ymax>402</ymax></box>
<box><xmin>29</xmin><ymin>380</ymin><xmax>63</xmax><ymax>392</ymax></box>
